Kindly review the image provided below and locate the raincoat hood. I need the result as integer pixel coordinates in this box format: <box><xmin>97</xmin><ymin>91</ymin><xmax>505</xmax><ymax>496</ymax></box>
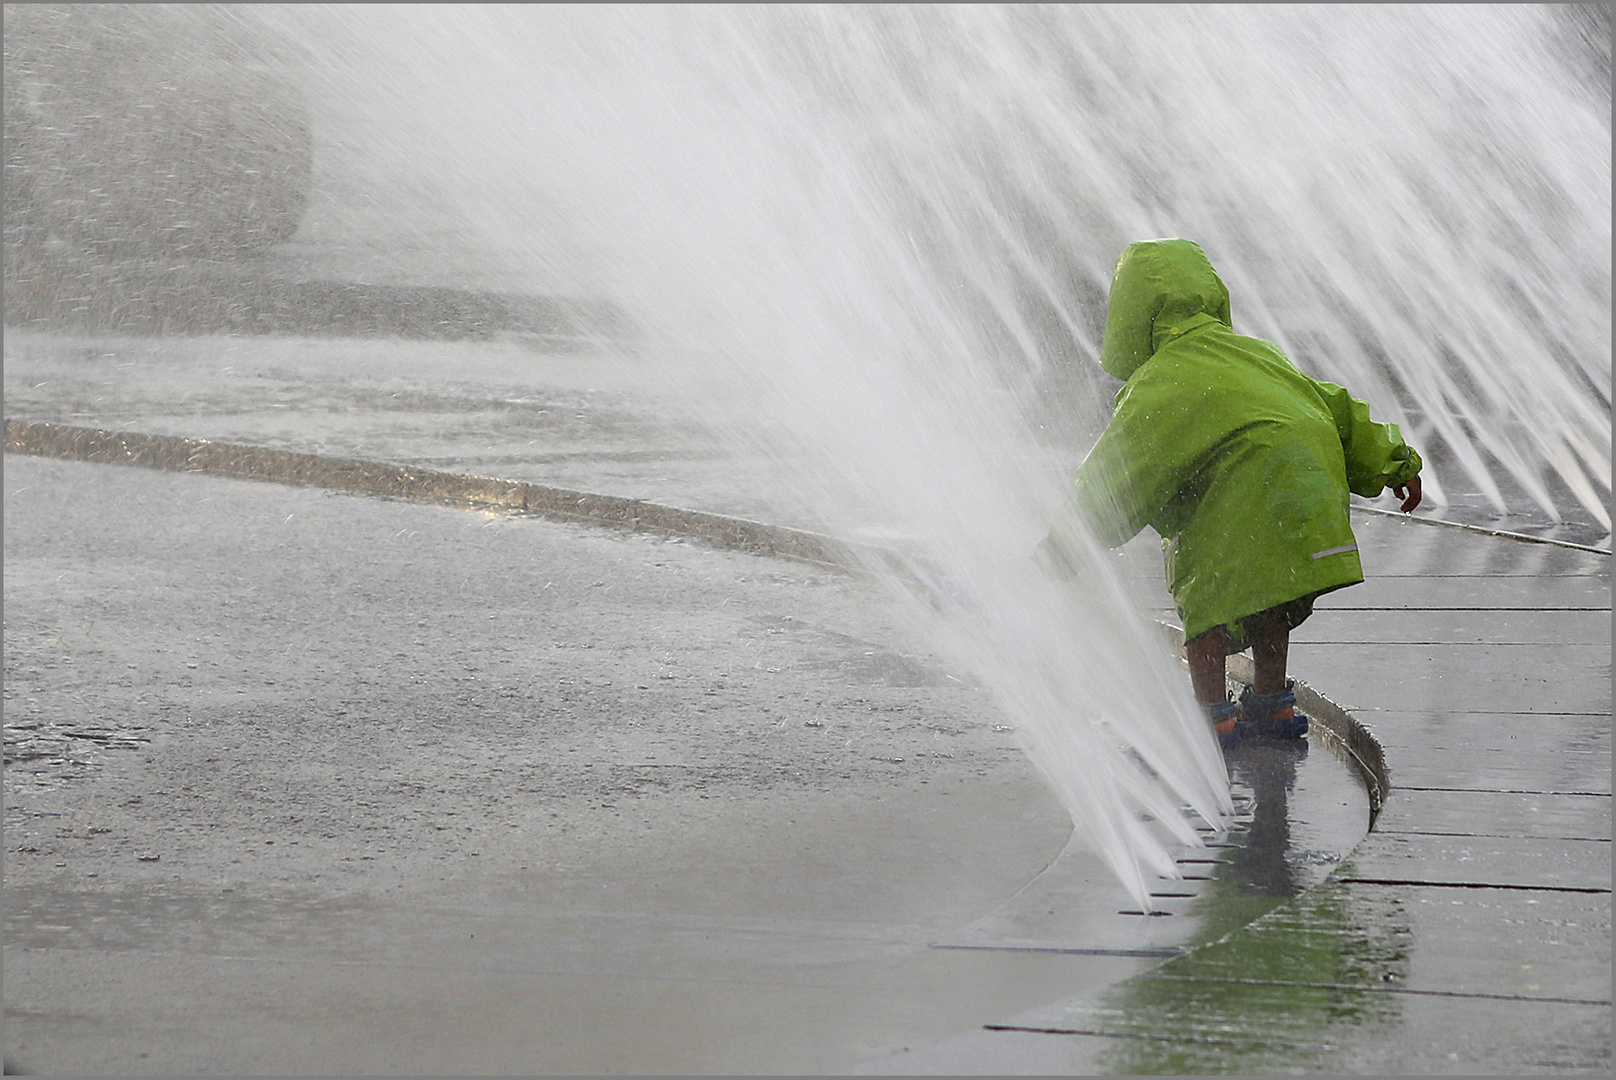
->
<box><xmin>1099</xmin><ymin>238</ymin><xmax>1232</xmax><ymax>380</ymax></box>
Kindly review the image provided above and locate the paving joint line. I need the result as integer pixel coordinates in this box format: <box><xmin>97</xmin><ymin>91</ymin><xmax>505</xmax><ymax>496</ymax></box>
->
<box><xmin>1334</xmin><ymin>877</ymin><xmax>1611</xmax><ymax>895</ymax></box>
<box><xmin>1371</xmin><ymin>710</ymin><xmax>1613</xmax><ymax>717</ymax></box>
<box><xmin>932</xmin><ymin>943</ymin><xmax>1186</xmax><ymax>959</ymax></box>
<box><xmin>1326</xmin><ymin>606</ymin><xmax>1611</xmax><ymax>612</ymax></box>
<box><xmin>1375</xmin><ymin>830</ymin><xmax>1612</xmax><ymax>843</ymax></box>
<box><xmin>1373</xmin><ymin>574</ymin><xmax>1612</xmax><ymax>579</ymax></box>
<box><xmin>1301</xmin><ymin>640</ymin><xmax>1609</xmax><ymax>646</ymax></box>
<box><xmin>1144</xmin><ymin>973</ymin><xmax>1612</xmax><ymax>1007</ymax></box>
<box><xmin>982</xmin><ymin>1024</ymin><xmax>1335</xmax><ymax>1051</ymax></box>
<box><xmin>1391</xmin><ymin>786</ymin><xmax>1612</xmax><ymax>797</ymax></box>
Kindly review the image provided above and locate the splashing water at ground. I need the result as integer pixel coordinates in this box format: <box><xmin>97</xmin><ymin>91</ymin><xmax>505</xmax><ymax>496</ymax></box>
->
<box><xmin>267</xmin><ymin>5</ymin><xmax>1610</xmax><ymax>904</ymax></box>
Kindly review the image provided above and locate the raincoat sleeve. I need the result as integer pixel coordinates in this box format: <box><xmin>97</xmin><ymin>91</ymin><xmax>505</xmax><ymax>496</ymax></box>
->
<box><xmin>1037</xmin><ymin>421</ymin><xmax>1149</xmax><ymax>577</ymax></box>
<box><xmin>1311</xmin><ymin>380</ymin><xmax>1423</xmax><ymax>497</ymax></box>
<box><xmin>1058</xmin><ymin>380</ymin><xmax>1197</xmax><ymax>550</ymax></box>
<box><xmin>1065</xmin><ymin>423</ymin><xmax>1156</xmax><ymax>548</ymax></box>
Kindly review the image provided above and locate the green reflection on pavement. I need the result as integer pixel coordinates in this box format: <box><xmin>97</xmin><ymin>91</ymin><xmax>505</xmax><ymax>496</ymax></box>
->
<box><xmin>1077</xmin><ymin>738</ymin><xmax>1410</xmax><ymax>1073</ymax></box>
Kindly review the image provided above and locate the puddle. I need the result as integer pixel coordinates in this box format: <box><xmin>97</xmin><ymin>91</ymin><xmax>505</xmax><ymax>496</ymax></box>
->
<box><xmin>1221</xmin><ymin>733</ymin><xmax>1370</xmax><ymax>899</ymax></box>
<box><xmin>3</xmin><ymin>721</ymin><xmax>152</xmax><ymax>791</ymax></box>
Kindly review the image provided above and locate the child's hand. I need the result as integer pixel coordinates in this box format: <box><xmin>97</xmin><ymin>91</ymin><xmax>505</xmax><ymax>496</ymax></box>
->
<box><xmin>1392</xmin><ymin>476</ymin><xmax>1422</xmax><ymax>513</ymax></box>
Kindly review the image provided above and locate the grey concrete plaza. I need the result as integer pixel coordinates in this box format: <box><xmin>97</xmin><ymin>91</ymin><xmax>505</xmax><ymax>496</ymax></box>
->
<box><xmin>3</xmin><ymin>330</ymin><xmax>1610</xmax><ymax>1074</ymax></box>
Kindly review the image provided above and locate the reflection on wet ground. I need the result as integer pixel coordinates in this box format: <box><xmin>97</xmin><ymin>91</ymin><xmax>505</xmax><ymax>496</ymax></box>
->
<box><xmin>1224</xmin><ymin>736</ymin><xmax>1326</xmax><ymax>899</ymax></box>
<box><xmin>1175</xmin><ymin>726</ymin><xmax>1370</xmax><ymax>944</ymax></box>
<box><xmin>930</xmin><ymin>720</ymin><xmax>1370</xmax><ymax>965</ymax></box>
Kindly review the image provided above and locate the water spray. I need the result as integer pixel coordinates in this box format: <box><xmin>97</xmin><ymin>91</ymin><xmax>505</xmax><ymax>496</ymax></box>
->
<box><xmin>269</xmin><ymin>4</ymin><xmax>1610</xmax><ymax>904</ymax></box>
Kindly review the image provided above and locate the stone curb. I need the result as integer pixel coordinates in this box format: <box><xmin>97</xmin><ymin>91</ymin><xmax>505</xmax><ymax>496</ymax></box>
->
<box><xmin>4</xmin><ymin>416</ymin><xmax>1389</xmax><ymax>813</ymax></box>
<box><xmin>3</xmin><ymin>418</ymin><xmax>858</xmax><ymax>570</ymax></box>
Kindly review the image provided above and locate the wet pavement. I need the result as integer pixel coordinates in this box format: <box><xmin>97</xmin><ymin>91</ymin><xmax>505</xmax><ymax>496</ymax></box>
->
<box><xmin>4</xmin><ymin>451</ymin><xmax>1147</xmax><ymax>1075</ymax></box>
<box><xmin>867</xmin><ymin>511</ymin><xmax>1611</xmax><ymax>1074</ymax></box>
<box><xmin>4</xmin><ymin>326</ymin><xmax>1611</xmax><ymax>1074</ymax></box>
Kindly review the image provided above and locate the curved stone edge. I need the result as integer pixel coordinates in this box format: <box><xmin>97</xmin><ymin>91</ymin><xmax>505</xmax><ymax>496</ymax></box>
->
<box><xmin>1233</xmin><ymin>654</ymin><xmax>1387</xmax><ymax>818</ymax></box>
<box><xmin>5</xmin><ymin>416</ymin><xmax>1391</xmax><ymax>815</ymax></box>
<box><xmin>3</xmin><ymin>418</ymin><xmax>861</xmax><ymax>570</ymax></box>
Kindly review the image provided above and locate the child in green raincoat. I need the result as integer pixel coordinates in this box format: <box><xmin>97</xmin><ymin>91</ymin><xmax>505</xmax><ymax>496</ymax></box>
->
<box><xmin>1041</xmin><ymin>239</ymin><xmax>1422</xmax><ymax>750</ymax></box>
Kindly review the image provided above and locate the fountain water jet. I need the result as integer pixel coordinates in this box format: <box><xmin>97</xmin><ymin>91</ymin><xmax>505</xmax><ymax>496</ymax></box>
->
<box><xmin>271</xmin><ymin>4</ymin><xmax>1611</xmax><ymax>903</ymax></box>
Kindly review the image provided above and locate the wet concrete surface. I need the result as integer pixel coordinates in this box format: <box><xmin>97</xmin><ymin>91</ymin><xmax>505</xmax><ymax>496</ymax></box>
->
<box><xmin>2</xmin><ymin>248</ymin><xmax>628</xmax><ymax>345</ymax></box>
<box><xmin>3</xmin><ymin>453</ymin><xmax>1137</xmax><ymax>1074</ymax></box>
<box><xmin>0</xmin><ymin>328</ymin><xmax>813</xmax><ymax>529</ymax></box>
<box><xmin>4</xmin><ymin>328</ymin><xmax>1611</xmax><ymax>1073</ymax></box>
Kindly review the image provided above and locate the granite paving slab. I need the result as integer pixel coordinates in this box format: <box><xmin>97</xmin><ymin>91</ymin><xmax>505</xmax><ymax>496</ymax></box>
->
<box><xmin>1289</xmin><ymin>642</ymin><xmax>1611</xmax><ymax>715</ymax></box>
<box><xmin>1372</xmin><ymin>789</ymin><xmax>1612</xmax><ymax>838</ymax></box>
<box><xmin>1341</xmin><ymin>832</ymin><xmax>1610</xmax><ymax>891</ymax></box>
<box><xmin>1365</xmin><ymin>712</ymin><xmax>1612</xmax><ymax>793</ymax></box>
<box><xmin>1292</xmin><ymin>608</ymin><xmax>1610</xmax><ymax>645</ymax></box>
<box><xmin>1318</xmin><ymin>577</ymin><xmax>1611</xmax><ymax>609</ymax></box>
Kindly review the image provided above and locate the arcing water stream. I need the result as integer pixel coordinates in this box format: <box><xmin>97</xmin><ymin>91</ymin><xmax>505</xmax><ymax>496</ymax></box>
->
<box><xmin>266</xmin><ymin>5</ymin><xmax>1609</xmax><ymax>905</ymax></box>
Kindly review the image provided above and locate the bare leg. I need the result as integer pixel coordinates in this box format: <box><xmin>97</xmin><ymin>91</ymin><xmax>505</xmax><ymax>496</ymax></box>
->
<box><xmin>1186</xmin><ymin>623</ymin><xmax>1229</xmax><ymax>705</ymax></box>
<box><xmin>1250</xmin><ymin>607</ymin><xmax>1291</xmax><ymax>694</ymax></box>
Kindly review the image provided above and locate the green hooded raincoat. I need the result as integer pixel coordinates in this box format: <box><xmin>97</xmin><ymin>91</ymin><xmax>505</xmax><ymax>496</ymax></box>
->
<box><xmin>1063</xmin><ymin>239</ymin><xmax>1421</xmax><ymax>652</ymax></box>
